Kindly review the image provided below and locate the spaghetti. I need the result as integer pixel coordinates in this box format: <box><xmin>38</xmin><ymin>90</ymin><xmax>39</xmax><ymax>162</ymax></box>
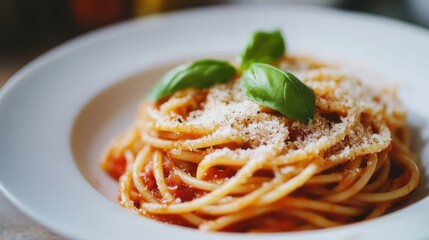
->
<box><xmin>101</xmin><ymin>56</ymin><xmax>419</xmax><ymax>232</ymax></box>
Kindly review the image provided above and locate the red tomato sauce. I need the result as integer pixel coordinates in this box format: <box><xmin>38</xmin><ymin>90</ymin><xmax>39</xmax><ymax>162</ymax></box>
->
<box><xmin>105</xmin><ymin>155</ymin><xmax>126</xmax><ymax>180</ymax></box>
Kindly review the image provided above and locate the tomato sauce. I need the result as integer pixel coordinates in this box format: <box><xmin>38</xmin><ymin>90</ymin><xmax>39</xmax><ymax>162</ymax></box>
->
<box><xmin>140</xmin><ymin>161</ymin><xmax>162</xmax><ymax>199</ymax></box>
<box><xmin>139</xmin><ymin>155</ymin><xmax>204</xmax><ymax>202</ymax></box>
<box><xmin>105</xmin><ymin>155</ymin><xmax>126</xmax><ymax>180</ymax></box>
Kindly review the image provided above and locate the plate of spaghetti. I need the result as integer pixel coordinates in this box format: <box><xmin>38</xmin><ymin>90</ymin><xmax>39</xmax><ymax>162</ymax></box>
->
<box><xmin>1</xmin><ymin>4</ymin><xmax>429</xmax><ymax>240</ymax></box>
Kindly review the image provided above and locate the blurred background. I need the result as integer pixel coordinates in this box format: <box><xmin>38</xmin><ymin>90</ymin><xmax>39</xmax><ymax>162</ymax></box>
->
<box><xmin>0</xmin><ymin>0</ymin><xmax>429</xmax><ymax>88</ymax></box>
<box><xmin>1</xmin><ymin>0</ymin><xmax>429</xmax><ymax>89</ymax></box>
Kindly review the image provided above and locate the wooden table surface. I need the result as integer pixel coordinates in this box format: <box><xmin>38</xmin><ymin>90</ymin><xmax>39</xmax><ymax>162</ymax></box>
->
<box><xmin>0</xmin><ymin>193</ymin><xmax>61</xmax><ymax>239</ymax></box>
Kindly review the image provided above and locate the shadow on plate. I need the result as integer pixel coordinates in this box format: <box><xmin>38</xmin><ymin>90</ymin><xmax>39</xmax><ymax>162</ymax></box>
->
<box><xmin>407</xmin><ymin>110</ymin><xmax>429</xmax><ymax>205</ymax></box>
<box><xmin>71</xmin><ymin>60</ymin><xmax>183</xmax><ymax>201</ymax></box>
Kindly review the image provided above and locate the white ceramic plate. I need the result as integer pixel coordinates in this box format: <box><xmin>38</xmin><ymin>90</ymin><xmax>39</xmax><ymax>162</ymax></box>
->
<box><xmin>1</xmin><ymin>4</ymin><xmax>429</xmax><ymax>240</ymax></box>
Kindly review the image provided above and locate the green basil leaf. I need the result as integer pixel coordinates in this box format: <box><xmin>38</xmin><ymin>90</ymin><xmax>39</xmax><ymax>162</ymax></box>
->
<box><xmin>242</xmin><ymin>63</ymin><xmax>315</xmax><ymax>123</ymax></box>
<box><xmin>240</xmin><ymin>30</ymin><xmax>285</xmax><ymax>70</ymax></box>
<box><xmin>148</xmin><ymin>59</ymin><xmax>236</xmax><ymax>100</ymax></box>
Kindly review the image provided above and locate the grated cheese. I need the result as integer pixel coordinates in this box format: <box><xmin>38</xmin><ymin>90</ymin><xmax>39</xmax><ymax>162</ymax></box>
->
<box><xmin>155</xmin><ymin>56</ymin><xmax>401</xmax><ymax>162</ymax></box>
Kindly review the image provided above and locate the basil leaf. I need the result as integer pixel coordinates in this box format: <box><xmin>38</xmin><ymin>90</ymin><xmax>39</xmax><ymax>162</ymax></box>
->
<box><xmin>148</xmin><ymin>59</ymin><xmax>236</xmax><ymax>100</ymax></box>
<box><xmin>240</xmin><ymin>30</ymin><xmax>285</xmax><ymax>70</ymax></box>
<box><xmin>242</xmin><ymin>63</ymin><xmax>315</xmax><ymax>123</ymax></box>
